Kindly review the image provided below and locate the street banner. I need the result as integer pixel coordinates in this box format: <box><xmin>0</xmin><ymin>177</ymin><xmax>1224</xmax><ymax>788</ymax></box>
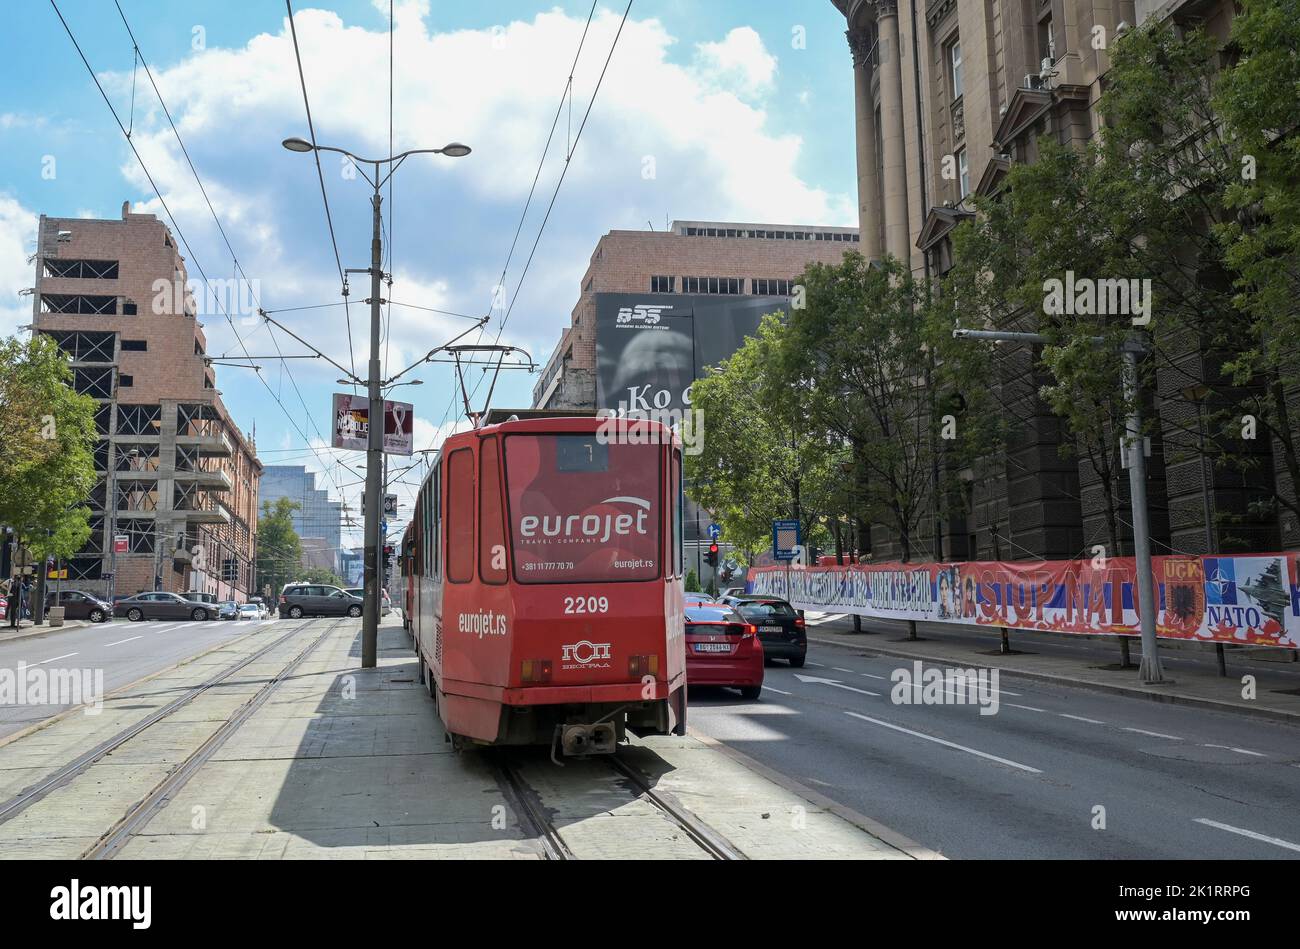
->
<box><xmin>331</xmin><ymin>394</ymin><xmax>414</xmax><ymax>456</ymax></box>
<box><xmin>746</xmin><ymin>552</ymin><xmax>1300</xmax><ymax>649</ymax></box>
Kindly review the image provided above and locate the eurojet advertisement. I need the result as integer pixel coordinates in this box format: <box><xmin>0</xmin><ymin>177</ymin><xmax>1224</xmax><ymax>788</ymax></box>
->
<box><xmin>747</xmin><ymin>553</ymin><xmax>1300</xmax><ymax>648</ymax></box>
<box><xmin>594</xmin><ymin>293</ymin><xmax>790</xmax><ymax>414</ymax></box>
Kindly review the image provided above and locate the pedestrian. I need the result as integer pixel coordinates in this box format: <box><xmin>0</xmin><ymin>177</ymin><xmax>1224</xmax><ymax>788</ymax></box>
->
<box><xmin>5</xmin><ymin>578</ymin><xmax>19</xmax><ymax>629</ymax></box>
<box><xmin>18</xmin><ymin>575</ymin><xmax>32</xmax><ymax>622</ymax></box>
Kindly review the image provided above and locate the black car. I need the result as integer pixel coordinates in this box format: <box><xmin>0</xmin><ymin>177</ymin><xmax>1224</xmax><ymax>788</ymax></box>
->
<box><xmin>721</xmin><ymin>595</ymin><xmax>806</xmax><ymax>666</ymax></box>
<box><xmin>44</xmin><ymin>589</ymin><xmax>113</xmax><ymax>623</ymax></box>
<box><xmin>278</xmin><ymin>583</ymin><xmax>363</xmax><ymax>619</ymax></box>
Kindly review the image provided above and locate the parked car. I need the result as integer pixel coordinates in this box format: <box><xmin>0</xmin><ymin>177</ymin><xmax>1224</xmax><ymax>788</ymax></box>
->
<box><xmin>683</xmin><ymin>603</ymin><xmax>764</xmax><ymax>699</ymax></box>
<box><xmin>279</xmin><ymin>583</ymin><xmax>363</xmax><ymax>619</ymax></box>
<box><xmin>721</xmin><ymin>595</ymin><xmax>806</xmax><ymax>667</ymax></box>
<box><xmin>217</xmin><ymin>600</ymin><xmax>239</xmax><ymax>621</ymax></box>
<box><xmin>184</xmin><ymin>592</ymin><xmax>218</xmax><ymax>605</ymax></box>
<box><xmin>44</xmin><ymin>589</ymin><xmax>113</xmax><ymax>623</ymax></box>
<box><xmin>345</xmin><ymin>588</ymin><xmax>392</xmax><ymax>616</ymax></box>
<box><xmin>249</xmin><ymin>597</ymin><xmax>270</xmax><ymax>619</ymax></box>
<box><xmin>684</xmin><ymin>591</ymin><xmax>716</xmax><ymax>605</ymax></box>
<box><xmin>237</xmin><ymin>603</ymin><xmax>262</xmax><ymax>621</ymax></box>
<box><xmin>115</xmin><ymin>591</ymin><xmax>218</xmax><ymax>622</ymax></box>
<box><xmin>720</xmin><ymin>586</ymin><xmax>747</xmax><ymax>599</ymax></box>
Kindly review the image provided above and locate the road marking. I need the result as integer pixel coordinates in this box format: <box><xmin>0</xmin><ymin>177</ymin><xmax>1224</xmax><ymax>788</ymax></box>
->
<box><xmin>804</xmin><ymin>661</ymin><xmax>826</xmax><ymax>668</ymax></box>
<box><xmin>845</xmin><ymin>711</ymin><xmax>1042</xmax><ymax>774</ymax></box>
<box><xmin>1194</xmin><ymin>818</ymin><xmax>1300</xmax><ymax>853</ymax></box>
<box><xmin>151</xmin><ymin>624</ymin><xmax>183</xmax><ymax>633</ymax></box>
<box><xmin>35</xmin><ymin>652</ymin><xmax>78</xmax><ymax>665</ymax></box>
<box><xmin>258</xmin><ymin>619</ymin><xmax>278</xmax><ymax>626</ymax></box>
<box><xmin>1060</xmin><ymin>714</ymin><xmax>1106</xmax><ymax>725</ymax></box>
<box><xmin>763</xmin><ymin>685</ymin><xmax>793</xmax><ymax>696</ymax></box>
<box><xmin>1204</xmin><ymin>743</ymin><xmax>1267</xmax><ymax>758</ymax></box>
<box><xmin>859</xmin><ymin>672</ymin><xmax>889</xmax><ymax>680</ymax></box>
<box><xmin>832</xmin><ymin>667</ymin><xmax>856</xmax><ymax>673</ymax></box>
<box><xmin>103</xmin><ymin>636</ymin><xmax>143</xmax><ymax>647</ymax></box>
<box><xmin>1007</xmin><ymin>703</ymin><xmax>1046</xmax><ymax>712</ymax></box>
<box><xmin>794</xmin><ymin>673</ymin><xmax>881</xmax><ymax>697</ymax></box>
<box><xmin>1123</xmin><ymin>727</ymin><xmax>1183</xmax><ymax>740</ymax></box>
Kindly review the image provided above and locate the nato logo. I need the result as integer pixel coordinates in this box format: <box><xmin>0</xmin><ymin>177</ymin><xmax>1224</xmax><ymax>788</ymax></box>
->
<box><xmin>1204</xmin><ymin>558</ymin><xmax>1237</xmax><ymax>605</ymax></box>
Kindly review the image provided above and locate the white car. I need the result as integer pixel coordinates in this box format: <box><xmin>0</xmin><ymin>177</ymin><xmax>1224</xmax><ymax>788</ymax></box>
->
<box><xmin>237</xmin><ymin>603</ymin><xmax>261</xmax><ymax>621</ymax></box>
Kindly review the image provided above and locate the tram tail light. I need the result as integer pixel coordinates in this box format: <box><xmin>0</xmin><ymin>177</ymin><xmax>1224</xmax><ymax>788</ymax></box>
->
<box><xmin>521</xmin><ymin>659</ymin><xmax>552</xmax><ymax>683</ymax></box>
<box><xmin>629</xmin><ymin>654</ymin><xmax>659</xmax><ymax>677</ymax></box>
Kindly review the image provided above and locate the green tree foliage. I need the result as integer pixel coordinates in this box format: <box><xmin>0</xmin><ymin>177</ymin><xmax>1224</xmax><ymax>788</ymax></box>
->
<box><xmin>298</xmin><ymin>565</ymin><xmax>346</xmax><ymax>588</ymax></box>
<box><xmin>256</xmin><ymin>497</ymin><xmax>302</xmax><ymax>595</ymax></box>
<box><xmin>684</xmin><ymin>567</ymin><xmax>700</xmax><ymax>593</ymax></box>
<box><xmin>686</xmin><ymin>312</ymin><xmax>838</xmax><ymax>564</ymax></box>
<box><xmin>0</xmin><ymin>334</ymin><xmax>97</xmax><ymax>560</ymax></box>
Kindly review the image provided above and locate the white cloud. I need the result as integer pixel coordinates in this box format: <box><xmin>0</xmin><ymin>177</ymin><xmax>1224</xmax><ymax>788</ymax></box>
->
<box><xmin>695</xmin><ymin>26</ymin><xmax>778</xmax><ymax>96</ymax></box>
<box><xmin>0</xmin><ymin>193</ymin><xmax>38</xmax><ymax>338</ymax></box>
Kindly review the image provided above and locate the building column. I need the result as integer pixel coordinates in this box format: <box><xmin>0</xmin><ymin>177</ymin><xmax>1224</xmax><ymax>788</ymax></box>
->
<box><xmin>847</xmin><ymin>28</ymin><xmax>882</xmax><ymax>262</ymax></box>
<box><xmin>875</xmin><ymin>0</ymin><xmax>911</xmax><ymax>268</ymax></box>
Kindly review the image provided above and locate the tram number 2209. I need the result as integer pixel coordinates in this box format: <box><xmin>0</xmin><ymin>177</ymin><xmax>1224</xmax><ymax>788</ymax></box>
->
<box><xmin>563</xmin><ymin>596</ymin><xmax>610</xmax><ymax>614</ymax></box>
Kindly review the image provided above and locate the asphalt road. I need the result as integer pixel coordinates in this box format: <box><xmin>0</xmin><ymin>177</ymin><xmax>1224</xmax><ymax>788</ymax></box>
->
<box><xmin>687</xmin><ymin>630</ymin><xmax>1300</xmax><ymax>859</ymax></box>
<box><xmin>0</xmin><ymin>617</ymin><xmax>295</xmax><ymax>740</ymax></box>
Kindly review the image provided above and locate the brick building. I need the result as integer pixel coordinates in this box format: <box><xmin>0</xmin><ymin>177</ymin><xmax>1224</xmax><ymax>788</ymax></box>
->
<box><xmin>533</xmin><ymin>220</ymin><xmax>861</xmax><ymax>410</ymax></box>
<box><xmin>832</xmin><ymin>0</ymin><xmax>1292</xmax><ymax>563</ymax></box>
<box><xmin>31</xmin><ymin>203</ymin><xmax>261</xmax><ymax>600</ymax></box>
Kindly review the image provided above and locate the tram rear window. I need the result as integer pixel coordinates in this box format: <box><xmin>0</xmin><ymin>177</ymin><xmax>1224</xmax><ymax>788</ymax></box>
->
<box><xmin>504</xmin><ymin>434</ymin><xmax>660</xmax><ymax>583</ymax></box>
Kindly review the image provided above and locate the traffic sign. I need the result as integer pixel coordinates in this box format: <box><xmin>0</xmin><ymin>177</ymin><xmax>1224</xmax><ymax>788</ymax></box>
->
<box><xmin>772</xmin><ymin>519</ymin><xmax>801</xmax><ymax>562</ymax></box>
<box><xmin>384</xmin><ymin>494</ymin><xmax>398</xmax><ymax>517</ymax></box>
<box><xmin>113</xmin><ymin>534</ymin><xmax>129</xmax><ymax>554</ymax></box>
<box><xmin>707</xmin><ymin>523</ymin><xmax>721</xmax><ymax>540</ymax></box>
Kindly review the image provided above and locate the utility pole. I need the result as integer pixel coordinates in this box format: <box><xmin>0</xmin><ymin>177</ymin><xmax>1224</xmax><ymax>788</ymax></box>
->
<box><xmin>954</xmin><ymin>327</ymin><xmax>1167</xmax><ymax>684</ymax></box>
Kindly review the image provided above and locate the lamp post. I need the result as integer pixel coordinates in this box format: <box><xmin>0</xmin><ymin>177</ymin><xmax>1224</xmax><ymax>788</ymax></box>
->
<box><xmin>284</xmin><ymin>135</ymin><xmax>469</xmax><ymax>668</ymax></box>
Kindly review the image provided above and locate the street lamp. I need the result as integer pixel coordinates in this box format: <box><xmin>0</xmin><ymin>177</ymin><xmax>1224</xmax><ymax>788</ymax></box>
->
<box><xmin>284</xmin><ymin>133</ymin><xmax>470</xmax><ymax>669</ymax></box>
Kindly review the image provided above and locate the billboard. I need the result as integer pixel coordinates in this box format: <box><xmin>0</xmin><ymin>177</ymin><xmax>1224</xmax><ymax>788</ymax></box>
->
<box><xmin>331</xmin><ymin>394</ymin><xmax>414</xmax><ymax>456</ymax></box>
<box><xmin>594</xmin><ymin>293</ymin><xmax>789</xmax><ymax>415</ymax></box>
<box><xmin>746</xmin><ymin>553</ymin><xmax>1300</xmax><ymax>648</ymax></box>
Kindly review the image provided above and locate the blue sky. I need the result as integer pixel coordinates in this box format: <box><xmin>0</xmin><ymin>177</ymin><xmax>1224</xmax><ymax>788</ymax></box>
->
<box><xmin>1</xmin><ymin>0</ymin><xmax>857</xmax><ymax>542</ymax></box>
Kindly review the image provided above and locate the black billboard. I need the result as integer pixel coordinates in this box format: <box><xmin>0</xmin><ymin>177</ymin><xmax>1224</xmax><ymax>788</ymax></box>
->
<box><xmin>594</xmin><ymin>293</ymin><xmax>790</xmax><ymax>414</ymax></box>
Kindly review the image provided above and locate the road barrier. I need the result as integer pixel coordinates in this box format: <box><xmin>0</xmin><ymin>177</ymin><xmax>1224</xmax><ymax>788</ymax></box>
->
<box><xmin>746</xmin><ymin>553</ymin><xmax>1300</xmax><ymax>648</ymax></box>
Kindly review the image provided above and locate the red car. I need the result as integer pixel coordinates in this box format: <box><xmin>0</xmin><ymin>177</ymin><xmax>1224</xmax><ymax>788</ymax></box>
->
<box><xmin>684</xmin><ymin>603</ymin><xmax>764</xmax><ymax>699</ymax></box>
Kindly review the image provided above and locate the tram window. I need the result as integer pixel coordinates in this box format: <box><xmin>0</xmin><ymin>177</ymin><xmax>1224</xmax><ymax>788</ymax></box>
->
<box><xmin>447</xmin><ymin>448</ymin><xmax>474</xmax><ymax>583</ymax></box>
<box><xmin>556</xmin><ymin>435</ymin><xmax>608</xmax><ymax>472</ymax></box>
<box><xmin>479</xmin><ymin>437</ymin><xmax>507</xmax><ymax>584</ymax></box>
<box><xmin>433</xmin><ymin>466</ymin><xmax>442</xmax><ymax>578</ymax></box>
<box><xmin>672</xmin><ymin>448</ymin><xmax>683</xmax><ymax>578</ymax></box>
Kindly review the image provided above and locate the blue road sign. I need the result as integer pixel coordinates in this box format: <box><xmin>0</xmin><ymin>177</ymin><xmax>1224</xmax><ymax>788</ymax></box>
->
<box><xmin>772</xmin><ymin>519</ymin><xmax>801</xmax><ymax>561</ymax></box>
<box><xmin>707</xmin><ymin>523</ymin><xmax>721</xmax><ymax>540</ymax></box>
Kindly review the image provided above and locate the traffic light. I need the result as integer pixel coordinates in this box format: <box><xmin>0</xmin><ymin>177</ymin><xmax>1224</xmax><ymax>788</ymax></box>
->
<box><xmin>705</xmin><ymin>543</ymin><xmax>719</xmax><ymax>568</ymax></box>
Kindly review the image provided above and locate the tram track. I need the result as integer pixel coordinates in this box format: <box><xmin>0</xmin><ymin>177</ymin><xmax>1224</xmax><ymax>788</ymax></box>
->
<box><xmin>0</xmin><ymin>618</ymin><xmax>343</xmax><ymax>853</ymax></box>
<box><xmin>493</xmin><ymin>748</ymin><xmax>745</xmax><ymax>861</ymax></box>
<box><xmin>82</xmin><ymin>618</ymin><xmax>344</xmax><ymax>858</ymax></box>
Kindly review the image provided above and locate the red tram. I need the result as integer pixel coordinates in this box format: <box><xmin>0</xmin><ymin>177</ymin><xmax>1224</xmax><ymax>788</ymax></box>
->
<box><xmin>402</xmin><ymin>415</ymin><xmax>687</xmax><ymax>756</ymax></box>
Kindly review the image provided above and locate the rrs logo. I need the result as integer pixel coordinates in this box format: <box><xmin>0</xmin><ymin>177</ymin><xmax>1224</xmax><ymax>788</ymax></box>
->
<box><xmin>561</xmin><ymin>640</ymin><xmax>612</xmax><ymax>666</ymax></box>
<box><xmin>616</xmin><ymin>304</ymin><xmax>670</xmax><ymax>325</ymax></box>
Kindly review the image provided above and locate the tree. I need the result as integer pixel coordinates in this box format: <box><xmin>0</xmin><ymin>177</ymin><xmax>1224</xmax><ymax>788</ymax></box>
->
<box><xmin>256</xmin><ymin>498</ymin><xmax>302</xmax><ymax>596</ymax></box>
<box><xmin>0</xmin><ymin>334</ymin><xmax>98</xmax><ymax>562</ymax></box>
<box><xmin>684</xmin><ymin>567</ymin><xmax>700</xmax><ymax>593</ymax></box>
<box><xmin>299</xmin><ymin>565</ymin><xmax>345</xmax><ymax>588</ymax></box>
<box><xmin>686</xmin><ymin>312</ymin><xmax>839</xmax><ymax>565</ymax></box>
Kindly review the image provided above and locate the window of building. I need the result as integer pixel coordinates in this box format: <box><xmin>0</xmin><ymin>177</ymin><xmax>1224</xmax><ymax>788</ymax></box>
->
<box><xmin>1038</xmin><ymin>14</ymin><xmax>1055</xmax><ymax>64</ymax></box>
<box><xmin>752</xmin><ymin>278</ymin><xmax>793</xmax><ymax>296</ymax></box>
<box><xmin>583</xmin><ymin>277</ymin><xmax>593</xmax><ymax>292</ymax></box>
<box><xmin>118</xmin><ymin>373</ymin><xmax>134</xmax><ymax>388</ymax></box>
<box><xmin>958</xmin><ymin>148</ymin><xmax>970</xmax><ymax>198</ymax></box>
<box><xmin>122</xmin><ymin>300</ymin><xmax>137</xmax><ymax>315</ymax></box>
<box><xmin>42</xmin><ymin>259</ymin><xmax>119</xmax><ymax>280</ymax></box>
<box><xmin>41</xmin><ymin>294</ymin><xmax>117</xmax><ymax>315</ymax></box>
<box><xmin>73</xmin><ymin>367</ymin><xmax>114</xmax><ymax>398</ymax></box>
<box><xmin>650</xmin><ymin>275</ymin><xmax>675</xmax><ymax>293</ymax></box>
<box><xmin>948</xmin><ymin>38</ymin><xmax>964</xmax><ymax>99</ymax></box>
<box><xmin>121</xmin><ymin>339</ymin><xmax>147</xmax><ymax>351</ymax></box>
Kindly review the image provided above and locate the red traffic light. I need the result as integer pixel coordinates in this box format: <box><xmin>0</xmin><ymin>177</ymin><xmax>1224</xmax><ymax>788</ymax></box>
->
<box><xmin>709</xmin><ymin>543</ymin><xmax>719</xmax><ymax>554</ymax></box>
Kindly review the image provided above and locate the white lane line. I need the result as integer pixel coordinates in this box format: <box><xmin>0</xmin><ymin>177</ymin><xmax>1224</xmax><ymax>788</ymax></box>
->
<box><xmin>1123</xmin><ymin>727</ymin><xmax>1184</xmax><ymax>741</ymax></box>
<box><xmin>795</xmin><ymin>673</ymin><xmax>881</xmax><ymax>697</ymax></box>
<box><xmin>763</xmin><ymin>685</ymin><xmax>793</xmax><ymax>696</ymax></box>
<box><xmin>1007</xmin><ymin>703</ymin><xmax>1046</xmax><ymax>713</ymax></box>
<box><xmin>103</xmin><ymin>636</ymin><xmax>143</xmax><ymax>647</ymax></box>
<box><xmin>845</xmin><ymin>711</ymin><xmax>1042</xmax><ymax>774</ymax></box>
<box><xmin>1060</xmin><ymin>714</ymin><xmax>1106</xmax><ymax>725</ymax></box>
<box><xmin>859</xmin><ymin>672</ymin><xmax>889</xmax><ymax>680</ymax></box>
<box><xmin>35</xmin><ymin>652</ymin><xmax>78</xmax><ymax>665</ymax></box>
<box><xmin>258</xmin><ymin>619</ymin><xmax>278</xmax><ymax>626</ymax></box>
<box><xmin>804</xmin><ymin>661</ymin><xmax>826</xmax><ymax>668</ymax></box>
<box><xmin>1204</xmin><ymin>744</ymin><xmax>1267</xmax><ymax>758</ymax></box>
<box><xmin>1194</xmin><ymin>818</ymin><xmax>1300</xmax><ymax>853</ymax></box>
<box><xmin>832</xmin><ymin>667</ymin><xmax>856</xmax><ymax>673</ymax></box>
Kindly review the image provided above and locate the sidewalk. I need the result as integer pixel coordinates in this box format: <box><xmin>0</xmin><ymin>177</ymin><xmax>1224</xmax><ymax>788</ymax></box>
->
<box><xmin>0</xmin><ymin>618</ymin><xmax>99</xmax><ymax>644</ymax></box>
<box><xmin>805</xmin><ymin>614</ymin><xmax>1300</xmax><ymax>724</ymax></box>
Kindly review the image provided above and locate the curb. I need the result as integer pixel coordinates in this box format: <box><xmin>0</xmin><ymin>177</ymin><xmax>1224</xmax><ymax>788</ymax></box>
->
<box><xmin>688</xmin><ymin>729</ymin><xmax>946</xmax><ymax>860</ymax></box>
<box><xmin>807</xmin><ymin>633</ymin><xmax>1300</xmax><ymax>727</ymax></box>
<box><xmin>0</xmin><ymin>621</ymin><xmax>101</xmax><ymax>643</ymax></box>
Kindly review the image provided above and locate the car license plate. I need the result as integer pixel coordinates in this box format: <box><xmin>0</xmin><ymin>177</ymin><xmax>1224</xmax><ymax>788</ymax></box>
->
<box><xmin>760</xmin><ymin>625</ymin><xmax>783</xmax><ymax>633</ymax></box>
<box><xmin>694</xmin><ymin>643</ymin><xmax>731</xmax><ymax>653</ymax></box>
